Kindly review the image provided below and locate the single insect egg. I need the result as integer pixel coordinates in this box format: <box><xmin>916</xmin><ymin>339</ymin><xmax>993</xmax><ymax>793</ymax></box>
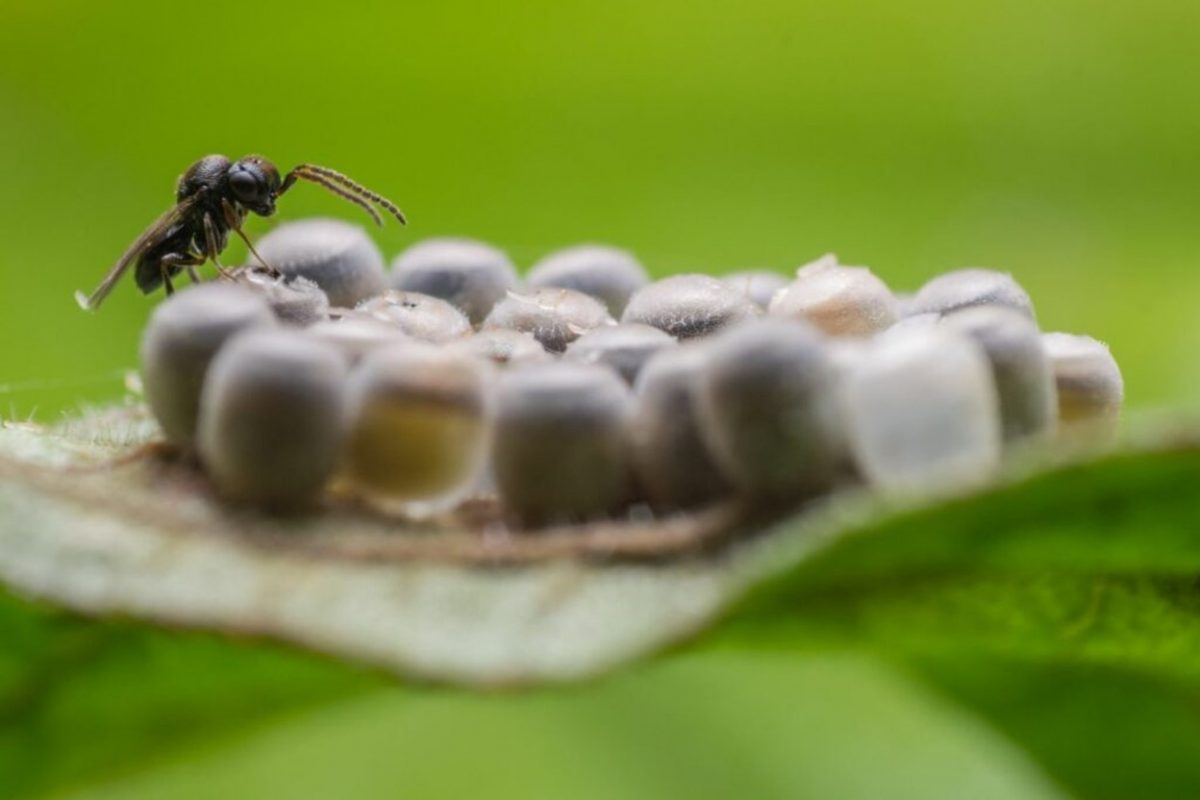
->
<box><xmin>255</xmin><ymin>217</ymin><xmax>387</xmax><ymax>308</ymax></box>
<box><xmin>621</xmin><ymin>274</ymin><xmax>760</xmax><ymax>339</ymax></box>
<box><xmin>526</xmin><ymin>244</ymin><xmax>649</xmax><ymax>316</ymax></box>
<box><xmin>696</xmin><ymin>318</ymin><xmax>846</xmax><ymax>498</ymax></box>
<box><xmin>492</xmin><ymin>362</ymin><xmax>634</xmax><ymax>527</ymax></box>
<box><xmin>911</xmin><ymin>268</ymin><xmax>1036</xmax><ymax>320</ymax></box>
<box><xmin>840</xmin><ymin>327</ymin><xmax>1002</xmax><ymax>494</ymax></box>
<box><xmin>232</xmin><ymin>267</ymin><xmax>330</xmax><ymax>327</ymax></box>
<box><xmin>390</xmin><ymin>237</ymin><xmax>518</xmax><ymax>326</ymax></box>
<box><xmin>197</xmin><ymin>329</ymin><xmax>348</xmax><ymax>508</ymax></box>
<box><xmin>341</xmin><ymin>342</ymin><xmax>492</xmax><ymax>514</ymax></box>
<box><xmin>448</xmin><ymin>328</ymin><xmax>554</xmax><ymax>367</ymax></box>
<box><xmin>1042</xmin><ymin>332</ymin><xmax>1124</xmax><ymax>436</ymax></box>
<box><xmin>942</xmin><ymin>306</ymin><xmax>1056</xmax><ymax>444</ymax></box>
<box><xmin>768</xmin><ymin>254</ymin><xmax>899</xmax><ymax>337</ymax></box>
<box><xmin>630</xmin><ymin>344</ymin><xmax>733</xmax><ymax>511</ymax></box>
<box><xmin>483</xmin><ymin>287</ymin><xmax>615</xmax><ymax>353</ymax></box>
<box><xmin>140</xmin><ymin>283</ymin><xmax>277</xmax><ymax>446</ymax></box>
<box><xmin>723</xmin><ymin>270</ymin><xmax>789</xmax><ymax>309</ymax></box>
<box><xmin>356</xmin><ymin>290</ymin><xmax>473</xmax><ymax>343</ymax></box>
<box><xmin>563</xmin><ymin>323</ymin><xmax>676</xmax><ymax>385</ymax></box>
<box><xmin>305</xmin><ymin>315</ymin><xmax>409</xmax><ymax>366</ymax></box>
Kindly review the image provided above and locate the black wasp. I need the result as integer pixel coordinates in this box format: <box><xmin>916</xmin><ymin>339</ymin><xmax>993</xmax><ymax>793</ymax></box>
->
<box><xmin>76</xmin><ymin>155</ymin><xmax>405</xmax><ymax>310</ymax></box>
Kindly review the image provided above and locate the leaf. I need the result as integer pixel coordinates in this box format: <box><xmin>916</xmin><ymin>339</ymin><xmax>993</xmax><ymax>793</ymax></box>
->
<box><xmin>713</xmin><ymin>437</ymin><xmax>1200</xmax><ymax>799</ymax></box>
<box><xmin>7</xmin><ymin>406</ymin><xmax>1200</xmax><ymax>798</ymax></box>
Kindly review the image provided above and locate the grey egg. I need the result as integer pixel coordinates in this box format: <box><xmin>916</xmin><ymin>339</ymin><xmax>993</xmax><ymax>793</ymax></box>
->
<box><xmin>840</xmin><ymin>327</ymin><xmax>1001</xmax><ymax>494</ymax></box>
<box><xmin>357</xmin><ymin>290</ymin><xmax>474</xmax><ymax>343</ymax></box>
<box><xmin>197</xmin><ymin>329</ymin><xmax>348</xmax><ymax>508</ymax></box>
<box><xmin>483</xmin><ymin>287</ymin><xmax>615</xmax><ymax>353</ymax></box>
<box><xmin>390</xmin><ymin>237</ymin><xmax>518</xmax><ymax>326</ymax></box>
<box><xmin>723</xmin><ymin>270</ymin><xmax>789</xmax><ymax>309</ymax></box>
<box><xmin>232</xmin><ymin>268</ymin><xmax>330</xmax><ymax>326</ymax></box>
<box><xmin>256</xmin><ymin>218</ymin><xmax>386</xmax><ymax>308</ymax></box>
<box><xmin>911</xmin><ymin>268</ymin><xmax>1035</xmax><ymax>320</ymax></box>
<box><xmin>621</xmin><ymin>274</ymin><xmax>760</xmax><ymax>339</ymax></box>
<box><xmin>305</xmin><ymin>315</ymin><xmax>409</xmax><ymax>366</ymax></box>
<box><xmin>630</xmin><ymin>344</ymin><xmax>733</xmax><ymax>511</ymax></box>
<box><xmin>1042</xmin><ymin>332</ymin><xmax>1124</xmax><ymax>436</ymax></box>
<box><xmin>492</xmin><ymin>362</ymin><xmax>634</xmax><ymax>527</ymax></box>
<box><xmin>768</xmin><ymin>254</ymin><xmax>899</xmax><ymax>337</ymax></box>
<box><xmin>564</xmin><ymin>323</ymin><xmax>676</xmax><ymax>384</ymax></box>
<box><xmin>942</xmin><ymin>306</ymin><xmax>1056</xmax><ymax>444</ymax></box>
<box><xmin>342</xmin><ymin>342</ymin><xmax>492</xmax><ymax>514</ymax></box>
<box><xmin>527</xmin><ymin>244</ymin><xmax>649</xmax><ymax>316</ymax></box>
<box><xmin>449</xmin><ymin>328</ymin><xmax>554</xmax><ymax>367</ymax></box>
<box><xmin>696</xmin><ymin>318</ymin><xmax>845</xmax><ymax>498</ymax></box>
<box><xmin>140</xmin><ymin>283</ymin><xmax>277</xmax><ymax>446</ymax></box>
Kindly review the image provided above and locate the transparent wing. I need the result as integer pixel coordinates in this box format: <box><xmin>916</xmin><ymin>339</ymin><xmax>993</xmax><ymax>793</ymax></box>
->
<box><xmin>75</xmin><ymin>195</ymin><xmax>199</xmax><ymax>311</ymax></box>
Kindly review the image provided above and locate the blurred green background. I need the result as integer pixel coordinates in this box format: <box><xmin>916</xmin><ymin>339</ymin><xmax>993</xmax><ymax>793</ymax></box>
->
<box><xmin>2</xmin><ymin>0</ymin><xmax>1199</xmax><ymax>419</ymax></box>
<box><xmin>3</xmin><ymin>1</ymin><xmax>1200</xmax><ymax>797</ymax></box>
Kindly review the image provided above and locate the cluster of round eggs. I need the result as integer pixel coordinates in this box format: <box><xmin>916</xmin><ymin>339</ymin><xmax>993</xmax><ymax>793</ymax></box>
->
<box><xmin>138</xmin><ymin>218</ymin><xmax>1124</xmax><ymax>525</ymax></box>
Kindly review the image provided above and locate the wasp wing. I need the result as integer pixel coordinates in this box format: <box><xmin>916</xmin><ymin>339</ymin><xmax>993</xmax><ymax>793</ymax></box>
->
<box><xmin>75</xmin><ymin>195</ymin><xmax>199</xmax><ymax>311</ymax></box>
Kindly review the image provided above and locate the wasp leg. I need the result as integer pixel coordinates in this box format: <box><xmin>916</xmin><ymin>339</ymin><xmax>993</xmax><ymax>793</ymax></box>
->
<box><xmin>202</xmin><ymin>212</ymin><xmax>235</xmax><ymax>280</ymax></box>
<box><xmin>159</xmin><ymin>252</ymin><xmax>205</xmax><ymax>296</ymax></box>
<box><xmin>221</xmin><ymin>198</ymin><xmax>279</xmax><ymax>276</ymax></box>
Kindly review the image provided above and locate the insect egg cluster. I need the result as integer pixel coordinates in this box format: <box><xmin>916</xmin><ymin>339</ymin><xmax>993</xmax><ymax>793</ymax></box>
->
<box><xmin>138</xmin><ymin>218</ymin><xmax>1125</xmax><ymax>524</ymax></box>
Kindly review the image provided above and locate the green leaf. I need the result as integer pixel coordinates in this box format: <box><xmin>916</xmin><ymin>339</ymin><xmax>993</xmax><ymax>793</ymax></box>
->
<box><xmin>715</xmin><ymin>439</ymin><xmax>1200</xmax><ymax>799</ymax></box>
<box><xmin>7</xmin><ymin>407</ymin><xmax>1200</xmax><ymax>797</ymax></box>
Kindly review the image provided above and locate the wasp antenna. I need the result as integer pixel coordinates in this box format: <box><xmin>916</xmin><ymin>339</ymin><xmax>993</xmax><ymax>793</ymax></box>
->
<box><xmin>295</xmin><ymin>164</ymin><xmax>406</xmax><ymax>225</ymax></box>
<box><xmin>296</xmin><ymin>172</ymin><xmax>383</xmax><ymax>226</ymax></box>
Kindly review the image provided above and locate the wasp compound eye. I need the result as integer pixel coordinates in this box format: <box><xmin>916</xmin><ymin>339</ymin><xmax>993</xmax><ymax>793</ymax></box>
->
<box><xmin>390</xmin><ymin>238</ymin><xmax>518</xmax><ymax>326</ymax></box>
<box><xmin>140</xmin><ymin>283</ymin><xmax>277</xmax><ymax>447</ymax></box>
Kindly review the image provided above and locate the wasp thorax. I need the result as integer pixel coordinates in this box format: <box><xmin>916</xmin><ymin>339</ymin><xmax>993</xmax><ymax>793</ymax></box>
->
<box><xmin>140</xmin><ymin>283</ymin><xmax>277</xmax><ymax>446</ymax></box>
<box><xmin>233</xmin><ymin>268</ymin><xmax>330</xmax><ymax>327</ymax></box>
<box><xmin>563</xmin><ymin>323</ymin><xmax>676</xmax><ymax>385</ymax></box>
<box><xmin>390</xmin><ymin>238</ymin><xmax>518</xmax><ymax>326</ymax></box>
<box><xmin>840</xmin><ymin>327</ymin><xmax>1001</xmax><ymax>494</ymax></box>
<box><xmin>341</xmin><ymin>342</ymin><xmax>492</xmax><ymax>515</ymax></box>
<box><xmin>492</xmin><ymin>363</ymin><xmax>635</xmax><ymax>527</ymax></box>
<box><xmin>357</xmin><ymin>290</ymin><xmax>473</xmax><ymax>344</ymax></box>
<box><xmin>723</xmin><ymin>270</ymin><xmax>789</xmax><ymax>309</ymax></box>
<box><xmin>197</xmin><ymin>329</ymin><xmax>348</xmax><ymax>509</ymax></box>
<box><xmin>483</xmin><ymin>287</ymin><xmax>615</xmax><ymax>353</ymax></box>
<box><xmin>621</xmin><ymin>274</ymin><xmax>760</xmax><ymax>339</ymax></box>
<box><xmin>769</xmin><ymin>254</ymin><xmax>899</xmax><ymax>337</ymax></box>
<box><xmin>696</xmin><ymin>318</ymin><xmax>846</xmax><ymax>499</ymax></box>
<box><xmin>911</xmin><ymin>268</ymin><xmax>1036</xmax><ymax>320</ymax></box>
<box><xmin>256</xmin><ymin>218</ymin><xmax>387</xmax><ymax>307</ymax></box>
<box><xmin>527</xmin><ymin>244</ymin><xmax>650</xmax><ymax>317</ymax></box>
<box><xmin>1042</xmin><ymin>332</ymin><xmax>1124</xmax><ymax>437</ymax></box>
<box><xmin>631</xmin><ymin>344</ymin><xmax>734</xmax><ymax>511</ymax></box>
<box><xmin>942</xmin><ymin>306</ymin><xmax>1056</xmax><ymax>445</ymax></box>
